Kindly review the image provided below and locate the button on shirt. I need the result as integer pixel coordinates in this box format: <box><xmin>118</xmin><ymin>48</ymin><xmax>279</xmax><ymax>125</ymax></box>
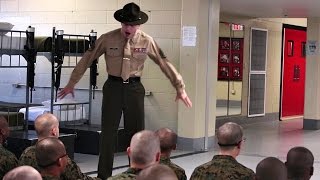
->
<box><xmin>68</xmin><ymin>28</ymin><xmax>185</xmax><ymax>92</ymax></box>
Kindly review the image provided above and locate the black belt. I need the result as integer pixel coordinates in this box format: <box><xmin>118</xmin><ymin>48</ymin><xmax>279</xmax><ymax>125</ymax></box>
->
<box><xmin>108</xmin><ymin>75</ymin><xmax>141</xmax><ymax>83</ymax></box>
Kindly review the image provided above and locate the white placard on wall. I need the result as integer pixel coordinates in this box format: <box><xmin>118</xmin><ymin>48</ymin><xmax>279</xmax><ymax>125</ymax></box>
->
<box><xmin>306</xmin><ymin>40</ymin><xmax>318</xmax><ymax>56</ymax></box>
<box><xmin>182</xmin><ymin>26</ymin><xmax>197</xmax><ymax>47</ymax></box>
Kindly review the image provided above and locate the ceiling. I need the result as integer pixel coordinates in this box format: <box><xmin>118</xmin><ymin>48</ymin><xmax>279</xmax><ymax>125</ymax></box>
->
<box><xmin>220</xmin><ymin>0</ymin><xmax>320</xmax><ymax>18</ymax></box>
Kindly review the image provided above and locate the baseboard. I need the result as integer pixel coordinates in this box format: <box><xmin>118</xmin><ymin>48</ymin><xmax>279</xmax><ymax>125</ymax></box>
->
<box><xmin>303</xmin><ymin>118</ymin><xmax>320</xmax><ymax>130</ymax></box>
<box><xmin>216</xmin><ymin>112</ymin><xmax>279</xmax><ymax>128</ymax></box>
<box><xmin>177</xmin><ymin>113</ymin><xmax>279</xmax><ymax>151</ymax></box>
<box><xmin>177</xmin><ymin>135</ymin><xmax>215</xmax><ymax>151</ymax></box>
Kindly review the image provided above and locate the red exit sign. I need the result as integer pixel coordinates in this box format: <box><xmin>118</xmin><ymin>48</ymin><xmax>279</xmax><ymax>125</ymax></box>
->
<box><xmin>232</xmin><ymin>24</ymin><xmax>243</xmax><ymax>31</ymax></box>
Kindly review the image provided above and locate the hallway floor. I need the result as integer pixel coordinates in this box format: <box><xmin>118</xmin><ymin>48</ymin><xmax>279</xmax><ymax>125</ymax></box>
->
<box><xmin>76</xmin><ymin>118</ymin><xmax>320</xmax><ymax>179</ymax></box>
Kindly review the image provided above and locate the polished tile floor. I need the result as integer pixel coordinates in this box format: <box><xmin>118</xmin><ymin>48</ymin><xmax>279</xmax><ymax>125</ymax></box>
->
<box><xmin>77</xmin><ymin>118</ymin><xmax>320</xmax><ymax>179</ymax></box>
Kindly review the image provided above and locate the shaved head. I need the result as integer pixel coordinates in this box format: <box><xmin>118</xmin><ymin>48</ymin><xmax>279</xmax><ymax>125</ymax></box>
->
<box><xmin>0</xmin><ymin>116</ymin><xmax>8</xmax><ymax>128</ymax></box>
<box><xmin>35</xmin><ymin>137</ymin><xmax>66</xmax><ymax>170</ymax></box>
<box><xmin>217</xmin><ymin>122</ymin><xmax>243</xmax><ymax>150</ymax></box>
<box><xmin>129</xmin><ymin>130</ymin><xmax>160</xmax><ymax>166</ymax></box>
<box><xmin>3</xmin><ymin>166</ymin><xmax>42</xmax><ymax>180</ymax></box>
<box><xmin>137</xmin><ymin>164</ymin><xmax>178</xmax><ymax>180</ymax></box>
<box><xmin>34</xmin><ymin>113</ymin><xmax>59</xmax><ymax>139</ymax></box>
<box><xmin>155</xmin><ymin>128</ymin><xmax>177</xmax><ymax>153</ymax></box>
<box><xmin>286</xmin><ymin>146</ymin><xmax>314</xmax><ymax>180</ymax></box>
<box><xmin>256</xmin><ymin>157</ymin><xmax>287</xmax><ymax>180</ymax></box>
<box><xmin>0</xmin><ymin>115</ymin><xmax>9</xmax><ymax>141</ymax></box>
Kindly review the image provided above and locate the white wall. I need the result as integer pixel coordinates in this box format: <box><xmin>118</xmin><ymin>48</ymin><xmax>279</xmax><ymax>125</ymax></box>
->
<box><xmin>0</xmin><ymin>0</ymin><xmax>182</xmax><ymax>130</ymax></box>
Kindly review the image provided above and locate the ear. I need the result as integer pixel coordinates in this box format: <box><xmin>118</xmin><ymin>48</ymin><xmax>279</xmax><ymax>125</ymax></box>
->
<box><xmin>57</xmin><ymin>157</ymin><xmax>63</xmax><ymax>167</ymax></box>
<box><xmin>173</xmin><ymin>144</ymin><xmax>177</xmax><ymax>150</ymax></box>
<box><xmin>236</xmin><ymin>142</ymin><xmax>241</xmax><ymax>149</ymax></box>
<box><xmin>127</xmin><ymin>147</ymin><xmax>131</xmax><ymax>157</ymax></box>
<box><xmin>310</xmin><ymin>166</ymin><xmax>314</xmax><ymax>176</ymax></box>
<box><xmin>51</xmin><ymin>127</ymin><xmax>57</xmax><ymax>136</ymax></box>
<box><xmin>155</xmin><ymin>151</ymin><xmax>161</xmax><ymax>162</ymax></box>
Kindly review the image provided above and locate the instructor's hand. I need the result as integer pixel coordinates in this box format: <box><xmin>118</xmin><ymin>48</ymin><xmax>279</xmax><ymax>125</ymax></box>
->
<box><xmin>176</xmin><ymin>89</ymin><xmax>192</xmax><ymax>108</ymax></box>
<box><xmin>58</xmin><ymin>85</ymin><xmax>75</xmax><ymax>99</ymax></box>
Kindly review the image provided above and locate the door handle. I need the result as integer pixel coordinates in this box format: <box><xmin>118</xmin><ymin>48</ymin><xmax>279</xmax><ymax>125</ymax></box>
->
<box><xmin>293</xmin><ymin>65</ymin><xmax>300</xmax><ymax>81</ymax></box>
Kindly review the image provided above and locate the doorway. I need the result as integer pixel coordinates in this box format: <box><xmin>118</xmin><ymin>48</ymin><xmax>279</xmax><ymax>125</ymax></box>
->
<box><xmin>216</xmin><ymin>22</ymin><xmax>244</xmax><ymax>116</ymax></box>
<box><xmin>281</xmin><ymin>24</ymin><xmax>306</xmax><ymax>120</ymax></box>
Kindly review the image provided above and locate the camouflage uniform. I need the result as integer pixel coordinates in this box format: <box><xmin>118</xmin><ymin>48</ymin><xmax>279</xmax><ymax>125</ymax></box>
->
<box><xmin>0</xmin><ymin>144</ymin><xmax>18</xmax><ymax>179</ymax></box>
<box><xmin>19</xmin><ymin>145</ymin><xmax>37</xmax><ymax>169</ymax></box>
<box><xmin>160</xmin><ymin>156</ymin><xmax>187</xmax><ymax>180</ymax></box>
<box><xmin>190</xmin><ymin>155</ymin><xmax>255</xmax><ymax>180</ymax></box>
<box><xmin>42</xmin><ymin>174</ymin><xmax>61</xmax><ymax>180</ymax></box>
<box><xmin>107</xmin><ymin>168</ymin><xmax>142</xmax><ymax>180</ymax></box>
<box><xmin>19</xmin><ymin>145</ymin><xmax>98</xmax><ymax>180</ymax></box>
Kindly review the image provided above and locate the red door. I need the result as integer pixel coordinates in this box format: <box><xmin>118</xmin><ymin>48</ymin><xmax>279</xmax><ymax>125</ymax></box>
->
<box><xmin>281</xmin><ymin>27</ymin><xmax>306</xmax><ymax>119</ymax></box>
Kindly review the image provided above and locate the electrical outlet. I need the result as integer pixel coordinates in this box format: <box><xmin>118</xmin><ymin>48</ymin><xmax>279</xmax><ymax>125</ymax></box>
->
<box><xmin>145</xmin><ymin>91</ymin><xmax>152</xmax><ymax>96</ymax></box>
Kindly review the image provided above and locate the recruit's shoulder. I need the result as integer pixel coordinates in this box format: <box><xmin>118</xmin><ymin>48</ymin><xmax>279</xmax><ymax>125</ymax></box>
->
<box><xmin>19</xmin><ymin>145</ymin><xmax>36</xmax><ymax>159</ymax></box>
<box><xmin>235</xmin><ymin>162</ymin><xmax>255</xmax><ymax>176</ymax></box>
<box><xmin>107</xmin><ymin>173</ymin><xmax>136</xmax><ymax>180</ymax></box>
<box><xmin>192</xmin><ymin>160</ymin><xmax>214</xmax><ymax>173</ymax></box>
<box><xmin>0</xmin><ymin>144</ymin><xmax>15</xmax><ymax>157</ymax></box>
<box><xmin>0</xmin><ymin>145</ymin><xmax>17</xmax><ymax>165</ymax></box>
<box><xmin>22</xmin><ymin>145</ymin><xmax>36</xmax><ymax>153</ymax></box>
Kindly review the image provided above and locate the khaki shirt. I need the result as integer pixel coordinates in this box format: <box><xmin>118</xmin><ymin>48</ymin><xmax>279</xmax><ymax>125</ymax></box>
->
<box><xmin>68</xmin><ymin>28</ymin><xmax>185</xmax><ymax>93</ymax></box>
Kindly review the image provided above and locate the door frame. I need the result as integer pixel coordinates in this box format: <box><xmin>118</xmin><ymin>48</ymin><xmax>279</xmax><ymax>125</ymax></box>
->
<box><xmin>280</xmin><ymin>24</ymin><xmax>307</xmax><ymax>120</ymax></box>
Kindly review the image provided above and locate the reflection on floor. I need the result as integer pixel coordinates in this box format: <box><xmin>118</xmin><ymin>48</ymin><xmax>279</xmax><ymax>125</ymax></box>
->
<box><xmin>77</xmin><ymin>118</ymin><xmax>320</xmax><ymax>179</ymax></box>
<box><xmin>216</xmin><ymin>106</ymin><xmax>241</xmax><ymax>116</ymax></box>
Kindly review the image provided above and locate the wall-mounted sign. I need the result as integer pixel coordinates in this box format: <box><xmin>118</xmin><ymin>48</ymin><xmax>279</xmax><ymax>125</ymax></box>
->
<box><xmin>182</xmin><ymin>26</ymin><xmax>197</xmax><ymax>47</ymax></box>
<box><xmin>306</xmin><ymin>40</ymin><xmax>318</xmax><ymax>55</ymax></box>
<box><xmin>232</xmin><ymin>24</ymin><xmax>244</xmax><ymax>31</ymax></box>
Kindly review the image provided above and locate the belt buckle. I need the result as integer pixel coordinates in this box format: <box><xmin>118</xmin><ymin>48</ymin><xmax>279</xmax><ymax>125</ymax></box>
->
<box><xmin>123</xmin><ymin>79</ymin><xmax>129</xmax><ymax>84</ymax></box>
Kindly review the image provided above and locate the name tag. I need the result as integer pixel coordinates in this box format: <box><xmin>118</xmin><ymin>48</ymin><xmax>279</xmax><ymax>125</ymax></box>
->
<box><xmin>133</xmin><ymin>48</ymin><xmax>147</xmax><ymax>53</ymax></box>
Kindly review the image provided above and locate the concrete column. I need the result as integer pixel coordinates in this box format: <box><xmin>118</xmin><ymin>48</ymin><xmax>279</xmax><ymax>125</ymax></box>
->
<box><xmin>304</xmin><ymin>18</ymin><xmax>320</xmax><ymax>130</ymax></box>
<box><xmin>178</xmin><ymin>0</ymin><xmax>220</xmax><ymax>150</ymax></box>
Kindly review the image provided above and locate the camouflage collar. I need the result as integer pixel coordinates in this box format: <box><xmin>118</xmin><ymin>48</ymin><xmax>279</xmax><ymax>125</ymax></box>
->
<box><xmin>42</xmin><ymin>174</ymin><xmax>60</xmax><ymax>180</ymax></box>
<box><xmin>160</xmin><ymin>156</ymin><xmax>171</xmax><ymax>163</ymax></box>
<box><xmin>126</xmin><ymin>167</ymin><xmax>142</xmax><ymax>175</ymax></box>
<box><xmin>212</xmin><ymin>155</ymin><xmax>237</xmax><ymax>162</ymax></box>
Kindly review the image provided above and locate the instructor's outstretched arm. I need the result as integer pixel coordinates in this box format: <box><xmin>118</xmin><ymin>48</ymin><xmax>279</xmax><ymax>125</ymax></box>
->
<box><xmin>58</xmin><ymin>85</ymin><xmax>75</xmax><ymax>99</ymax></box>
<box><xmin>176</xmin><ymin>89</ymin><xmax>192</xmax><ymax>108</ymax></box>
